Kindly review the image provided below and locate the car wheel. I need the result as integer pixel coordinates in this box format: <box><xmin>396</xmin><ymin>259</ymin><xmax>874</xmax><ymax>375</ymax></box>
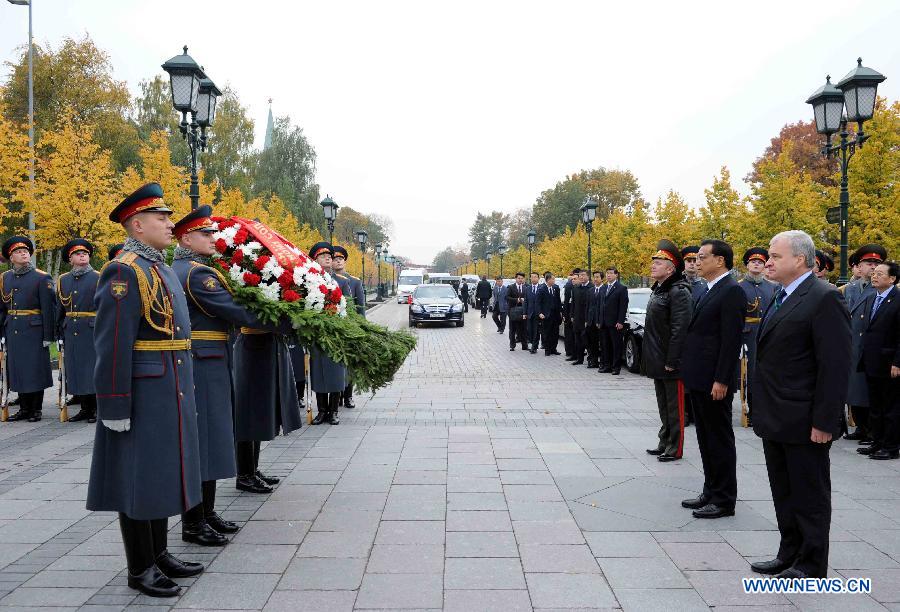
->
<box><xmin>625</xmin><ymin>334</ymin><xmax>640</xmax><ymax>373</ymax></box>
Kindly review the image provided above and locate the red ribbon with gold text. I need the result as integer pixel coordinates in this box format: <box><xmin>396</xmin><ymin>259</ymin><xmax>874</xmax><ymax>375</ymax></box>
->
<box><xmin>231</xmin><ymin>216</ymin><xmax>303</xmax><ymax>270</ymax></box>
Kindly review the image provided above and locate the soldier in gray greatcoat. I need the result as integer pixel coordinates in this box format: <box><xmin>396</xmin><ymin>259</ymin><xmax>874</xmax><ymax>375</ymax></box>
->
<box><xmin>308</xmin><ymin>242</ymin><xmax>347</xmax><ymax>425</ymax></box>
<box><xmin>56</xmin><ymin>238</ymin><xmax>100</xmax><ymax>423</ymax></box>
<box><xmin>173</xmin><ymin>206</ymin><xmax>289</xmax><ymax>542</ymax></box>
<box><xmin>0</xmin><ymin>236</ymin><xmax>56</xmax><ymax>422</ymax></box>
<box><xmin>737</xmin><ymin>247</ymin><xmax>777</xmax><ymax>426</ymax></box>
<box><xmin>86</xmin><ymin>183</ymin><xmax>204</xmax><ymax>598</ymax></box>
<box><xmin>332</xmin><ymin>245</ymin><xmax>365</xmax><ymax>409</ymax></box>
<box><xmin>842</xmin><ymin>244</ymin><xmax>887</xmax><ymax>441</ymax></box>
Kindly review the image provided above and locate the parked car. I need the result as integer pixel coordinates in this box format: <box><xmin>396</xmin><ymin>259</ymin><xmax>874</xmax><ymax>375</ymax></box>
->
<box><xmin>408</xmin><ymin>284</ymin><xmax>465</xmax><ymax>328</ymax></box>
<box><xmin>623</xmin><ymin>288</ymin><xmax>651</xmax><ymax>373</ymax></box>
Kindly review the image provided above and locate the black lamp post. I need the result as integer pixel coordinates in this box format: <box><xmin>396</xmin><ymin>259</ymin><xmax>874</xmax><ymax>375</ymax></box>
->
<box><xmin>580</xmin><ymin>197</ymin><xmax>598</xmax><ymax>273</ymax></box>
<box><xmin>355</xmin><ymin>229</ymin><xmax>368</xmax><ymax>292</ymax></box>
<box><xmin>807</xmin><ymin>58</ymin><xmax>886</xmax><ymax>285</ymax></box>
<box><xmin>526</xmin><ymin>229</ymin><xmax>536</xmax><ymax>277</ymax></box>
<box><xmin>485</xmin><ymin>249</ymin><xmax>492</xmax><ymax>278</ymax></box>
<box><xmin>498</xmin><ymin>243</ymin><xmax>508</xmax><ymax>278</ymax></box>
<box><xmin>320</xmin><ymin>195</ymin><xmax>338</xmax><ymax>244</ymax></box>
<box><xmin>383</xmin><ymin>250</ymin><xmax>391</xmax><ymax>296</ymax></box>
<box><xmin>162</xmin><ymin>46</ymin><xmax>219</xmax><ymax>210</ymax></box>
<box><xmin>374</xmin><ymin>242</ymin><xmax>383</xmax><ymax>302</ymax></box>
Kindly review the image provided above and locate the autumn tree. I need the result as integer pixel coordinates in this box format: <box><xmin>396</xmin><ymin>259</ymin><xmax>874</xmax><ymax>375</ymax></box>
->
<box><xmin>467</xmin><ymin>211</ymin><xmax>509</xmax><ymax>259</ymax></box>
<box><xmin>697</xmin><ymin>167</ymin><xmax>747</xmax><ymax>243</ymax></box>
<box><xmin>202</xmin><ymin>87</ymin><xmax>256</xmax><ymax>197</ymax></box>
<box><xmin>0</xmin><ymin>101</ymin><xmax>30</xmax><ymax>234</ymax></box>
<box><xmin>747</xmin><ymin>120</ymin><xmax>834</xmax><ymax>187</ymax></box>
<box><xmin>652</xmin><ymin>190</ymin><xmax>700</xmax><ymax>248</ymax></box>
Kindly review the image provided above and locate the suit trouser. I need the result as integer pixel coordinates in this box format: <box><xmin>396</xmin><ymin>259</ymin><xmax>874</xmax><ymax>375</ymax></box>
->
<box><xmin>527</xmin><ymin>316</ymin><xmax>541</xmax><ymax>349</ymax></box>
<box><xmin>572</xmin><ymin>324</ymin><xmax>586</xmax><ymax>360</ymax></box>
<box><xmin>850</xmin><ymin>405</ymin><xmax>870</xmax><ymax>436</ymax></box>
<box><xmin>542</xmin><ymin>318</ymin><xmax>559</xmax><ymax>354</ymax></box>
<box><xmin>563</xmin><ymin>319</ymin><xmax>574</xmax><ymax>355</ymax></box>
<box><xmin>492</xmin><ymin>310</ymin><xmax>506</xmax><ymax>332</ymax></box>
<box><xmin>480</xmin><ymin>302</ymin><xmax>489</xmax><ymax>317</ymax></box>
<box><xmin>586</xmin><ymin>325</ymin><xmax>601</xmax><ymax>365</ymax></box>
<box><xmin>867</xmin><ymin>376</ymin><xmax>900</xmax><ymax>452</ymax></box>
<box><xmin>509</xmin><ymin>318</ymin><xmax>527</xmax><ymax>349</ymax></box>
<box><xmin>690</xmin><ymin>390</ymin><xmax>737</xmax><ymax>508</ymax></box>
<box><xmin>763</xmin><ymin>439</ymin><xmax>832</xmax><ymax>578</ymax></box>
<box><xmin>600</xmin><ymin>326</ymin><xmax>624</xmax><ymax>368</ymax></box>
<box><xmin>654</xmin><ymin>379</ymin><xmax>685</xmax><ymax>457</ymax></box>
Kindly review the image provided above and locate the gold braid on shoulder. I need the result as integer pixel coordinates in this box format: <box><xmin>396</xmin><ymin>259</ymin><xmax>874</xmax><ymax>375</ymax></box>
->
<box><xmin>0</xmin><ymin>272</ymin><xmax>11</xmax><ymax>305</ymax></box>
<box><xmin>106</xmin><ymin>253</ymin><xmax>174</xmax><ymax>336</ymax></box>
<box><xmin>57</xmin><ymin>272</ymin><xmax>73</xmax><ymax>310</ymax></box>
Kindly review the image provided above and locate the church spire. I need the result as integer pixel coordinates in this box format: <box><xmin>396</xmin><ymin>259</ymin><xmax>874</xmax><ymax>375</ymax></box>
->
<box><xmin>263</xmin><ymin>98</ymin><xmax>274</xmax><ymax>150</ymax></box>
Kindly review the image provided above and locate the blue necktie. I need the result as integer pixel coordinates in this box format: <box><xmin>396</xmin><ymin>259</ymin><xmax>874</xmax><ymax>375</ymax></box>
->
<box><xmin>772</xmin><ymin>288</ymin><xmax>787</xmax><ymax>312</ymax></box>
<box><xmin>872</xmin><ymin>295</ymin><xmax>885</xmax><ymax>318</ymax></box>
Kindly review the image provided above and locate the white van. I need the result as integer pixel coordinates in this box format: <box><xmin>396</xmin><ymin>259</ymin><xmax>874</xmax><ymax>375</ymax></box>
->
<box><xmin>397</xmin><ymin>268</ymin><xmax>426</xmax><ymax>303</ymax></box>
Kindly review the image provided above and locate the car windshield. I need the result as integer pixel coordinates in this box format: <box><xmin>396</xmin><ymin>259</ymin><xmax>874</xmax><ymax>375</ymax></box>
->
<box><xmin>399</xmin><ymin>276</ymin><xmax>423</xmax><ymax>285</ymax></box>
<box><xmin>628</xmin><ymin>292</ymin><xmax>650</xmax><ymax>314</ymax></box>
<box><xmin>415</xmin><ymin>286</ymin><xmax>457</xmax><ymax>299</ymax></box>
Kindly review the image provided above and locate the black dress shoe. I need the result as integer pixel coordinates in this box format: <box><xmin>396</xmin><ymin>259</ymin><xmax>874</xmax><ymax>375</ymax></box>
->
<box><xmin>343</xmin><ymin>397</ymin><xmax>356</xmax><ymax>409</ymax></box>
<box><xmin>88</xmin><ymin>415</ymin><xmax>97</xmax><ymax>423</ymax></box>
<box><xmin>571</xmin><ymin>360</ymin><xmax>584</xmax><ymax>365</ymax></box>
<box><xmin>858</xmin><ymin>438</ymin><xmax>874</xmax><ymax>446</ymax></box>
<box><xmin>751</xmin><ymin>558</ymin><xmax>791</xmax><ymax>575</ymax></box>
<box><xmin>692</xmin><ymin>503</ymin><xmax>735</xmax><ymax>519</ymax></box>
<box><xmin>550</xmin><ymin>351</ymin><xmax>562</xmax><ymax>355</ymax></box>
<box><xmin>182</xmin><ymin>520</ymin><xmax>228</xmax><ymax>546</ymax></box>
<box><xmin>236</xmin><ymin>475</ymin><xmax>273</xmax><ymax>494</ymax></box>
<box><xmin>857</xmin><ymin>445</ymin><xmax>880</xmax><ymax>455</ymax></box>
<box><xmin>327</xmin><ymin>410</ymin><xmax>340</xmax><ymax>425</ymax></box>
<box><xmin>610</xmin><ymin>369</ymin><xmax>621</xmax><ymax>376</ymax></box>
<box><xmin>6</xmin><ymin>409</ymin><xmax>32</xmax><ymax>422</ymax></box>
<box><xmin>256</xmin><ymin>470</ymin><xmax>280</xmax><ymax>485</ymax></box>
<box><xmin>311</xmin><ymin>411</ymin><xmax>329</xmax><ymax>425</ymax></box>
<box><xmin>530</xmin><ymin>349</ymin><xmax>537</xmax><ymax>354</ymax></box>
<box><xmin>509</xmin><ymin>347</ymin><xmax>516</xmax><ymax>351</ymax></box>
<box><xmin>646</xmin><ymin>448</ymin><xmax>664</xmax><ymax>455</ymax></box>
<box><xmin>869</xmin><ymin>449</ymin><xmax>899</xmax><ymax>460</ymax></box>
<box><xmin>775</xmin><ymin>567</ymin><xmax>808</xmax><ymax>579</ymax></box>
<box><xmin>26</xmin><ymin>411</ymin><xmax>42</xmax><ymax>422</ymax></box>
<box><xmin>844</xmin><ymin>431</ymin><xmax>863</xmax><ymax>440</ymax></box>
<box><xmin>156</xmin><ymin>551</ymin><xmax>204</xmax><ymax>578</ymax></box>
<box><xmin>127</xmin><ymin>564</ymin><xmax>180</xmax><ymax>598</ymax></box>
<box><xmin>65</xmin><ymin>395</ymin><xmax>81</xmax><ymax>406</ymax></box>
<box><xmin>598</xmin><ymin>367</ymin><xmax>612</xmax><ymax>373</ymax></box>
<box><xmin>565</xmin><ymin>356</ymin><xmax>576</xmax><ymax>361</ymax></box>
<box><xmin>207</xmin><ymin>512</ymin><xmax>239</xmax><ymax>534</ymax></box>
<box><xmin>658</xmin><ymin>454</ymin><xmax>680</xmax><ymax>462</ymax></box>
<box><xmin>681</xmin><ymin>495</ymin><xmax>710</xmax><ymax>509</ymax></box>
<box><xmin>68</xmin><ymin>409</ymin><xmax>95</xmax><ymax>422</ymax></box>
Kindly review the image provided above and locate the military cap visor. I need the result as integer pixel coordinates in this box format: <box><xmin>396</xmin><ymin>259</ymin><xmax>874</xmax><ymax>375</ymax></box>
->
<box><xmin>681</xmin><ymin>246</ymin><xmax>700</xmax><ymax>260</ymax></box>
<box><xmin>309</xmin><ymin>242</ymin><xmax>334</xmax><ymax>259</ymax></box>
<box><xmin>854</xmin><ymin>243</ymin><xmax>887</xmax><ymax>263</ymax></box>
<box><xmin>63</xmin><ymin>238</ymin><xmax>94</xmax><ymax>259</ymax></box>
<box><xmin>2</xmin><ymin>236</ymin><xmax>35</xmax><ymax>259</ymax></box>
<box><xmin>652</xmin><ymin>239</ymin><xmax>683</xmax><ymax>271</ymax></box>
<box><xmin>332</xmin><ymin>245</ymin><xmax>349</xmax><ymax>258</ymax></box>
<box><xmin>743</xmin><ymin>247</ymin><xmax>769</xmax><ymax>265</ymax></box>
<box><xmin>174</xmin><ymin>205</ymin><xmax>216</xmax><ymax>238</ymax></box>
<box><xmin>110</xmin><ymin>182</ymin><xmax>172</xmax><ymax>223</ymax></box>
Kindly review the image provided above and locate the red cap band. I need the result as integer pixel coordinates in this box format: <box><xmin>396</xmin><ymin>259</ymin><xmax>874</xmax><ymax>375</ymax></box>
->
<box><xmin>652</xmin><ymin>249</ymin><xmax>678</xmax><ymax>264</ymax></box>
<box><xmin>861</xmin><ymin>252</ymin><xmax>883</xmax><ymax>262</ymax></box>
<box><xmin>118</xmin><ymin>196</ymin><xmax>167</xmax><ymax>223</ymax></box>
<box><xmin>747</xmin><ymin>254</ymin><xmax>767</xmax><ymax>263</ymax></box>
<box><xmin>68</xmin><ymin>245</ymin><xmax>89</xmax><ymax>257</ymax></box>
<box><xmin>175</xmin><ymin>217</ymin><xmax>214</xmax><ymax>238</ymax></box>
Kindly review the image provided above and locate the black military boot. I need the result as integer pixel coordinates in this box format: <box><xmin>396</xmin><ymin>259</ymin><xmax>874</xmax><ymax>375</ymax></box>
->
<box><xmin>202</xmin><ymin>480</ymin><xmax>239</xmax><ymax>534</ymax></box>
<box><xmin>69</xmin><ymin>395</ymin><xmax>97</xmax><ymax>422</ymax></box>
<box><xmin>6</xmin><ymin>407</ymin><xmax>33</xmax><ymax>421</ymax></box>
<box><xmin>328</xmin><ymin>393</ymin><xmax>341</xmax><ymax>425</ymax></box>
<box><xmin>311</xmin><ymin>393</ymin><xmax>330</xmax><ymax>425</ymax></box>
<box><xmin>152</xmin><ymin>518</ymin><xmax>204</xmax><ymax>577</ymax></box>
<box><xmin>255</xmin><ymin>470</ymin><xmax>280</xmax><ymax>486</ymax></box>
<box><xmin>25</xmin><ymin>392</ymin><xmax>43</xmax><ymax>422</ymax></box>
<box><xmin>235</xmin><ymin>441</ymin><xmax>272</xmax><ymax>493</ymax></box>
<box><xmin>120</xmin><ymin>514</ymin><xmax>180</xmax><ymax>598</ymax></box>
<box><xmin>343</xmin><ymin>383</ymin><xmax>356</xmax><ymax>409</ymax></box>
<box><xmin>181</xmin><ymin>503</ymin><xmax>227</xmax><ymax>546</ymax></box>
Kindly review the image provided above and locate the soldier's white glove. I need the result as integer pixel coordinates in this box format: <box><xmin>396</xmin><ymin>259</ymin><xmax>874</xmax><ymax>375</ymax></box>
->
<box><xmin>42</xmin><ymin>341</ymin><xmax>51</xmax><ymax>348</ymax></box>
<box><xmin>102</xmin><ymin>419</ymin><xmax>131</xmax><ymax>432</ymax></box>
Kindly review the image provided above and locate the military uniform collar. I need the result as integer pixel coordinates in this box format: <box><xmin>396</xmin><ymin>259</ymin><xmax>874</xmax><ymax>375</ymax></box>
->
<box><xmin>123</xmin><ymin>237</ymin><xmax>164</xmax><ymax>263</ymax></box>
<box><xmin>12</xmin><ymin>262</ymin><xmax>34</xmax><ymax>276</ymax></box>
<box><xmin>173</xmin><ymin>245</ymin><xmax>208</xmax><ymax>265</ymax></box>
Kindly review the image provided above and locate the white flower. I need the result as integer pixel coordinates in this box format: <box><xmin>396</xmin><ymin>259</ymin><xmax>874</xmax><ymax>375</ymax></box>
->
<box><xmin>259</xmin><ymin>281</ymin><xmax>281</xmax><ymax>302</ymax></box>
<box><xmin>260</xmin><ymin>258</ymin><xmax>284</xmax><ymax>281</ymax></box>
<box><xmin>242</xmin><ymin>241</ymin><xmax>262</xmax><ymax>261</ymax></box>
<box><xmin>229</xmin><ymin>264</ymin><xmax>245</xmax><ymax>286</ymax></box>
<box><xmin>217</xmin><ymin>225</ymin><xmax>238</xmax><ymax>247</ymax></box>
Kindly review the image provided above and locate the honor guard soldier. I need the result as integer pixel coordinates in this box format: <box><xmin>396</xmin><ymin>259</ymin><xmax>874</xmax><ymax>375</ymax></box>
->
<box><xmin>814</xmin><ymin>250</ymin><xmax>835</xmax><ymax>282</ymax></box>
<box><xmin>86</xmin><ymin>183</ymin><xmax>204</xmax><ymax>598</ymax></box>
<box><xmin>232</xmin><ymin>241</ymin><xmax>303</xmax><ymax>494</ymax></box>
<box><xmin>681</xmin><ymin>245</ymin><xmax>707</xmax><ymax>302</ymax></box>
<box><xmin>173</xmin><ymin>206</ymin><xmax>282</xmax><ymax>543</ymax></box>
<box><xmin>56</xmin><ymin>239</ymin><xmax>100</xmax><ymax>422</ymax></box>
<box><xmin>738</xmin><ymin>247</ymin><xmax>777</xmax><ymax>426</ymax></box>
<box><xmin>308</xmin><ymin>242</ymin><xmax>347</xmax><ymax>425</ymax></box>
<box><xmin>0</xmin><ymin>236</ymin><xmax>56</xmax><ymax>422</ymax></box>
<box><xmin>842</xmin><ymin>243</ymin><xmax>888</xmax><ymax>441</ymax></box>
<box><xmin>331</xmin><ymin>244</ymin><xmax>365</xmax><ymax>409</ymax></box>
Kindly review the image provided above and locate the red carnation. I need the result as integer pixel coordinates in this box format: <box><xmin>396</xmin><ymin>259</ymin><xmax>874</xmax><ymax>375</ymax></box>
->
<box><xmin>231</xmin><ymin>249</ymin><xmax>245</xmax><ymax>265</ymax></box>
<box><xmin>255</xmin><ymin>255</ymin><xmax>270</xmax><ymax>270</ymax></box>
<box><xmin>243</xmin><ymin>272</ymin><xmax>261</xmax><ymax>286</ymax></box>
<box><xmin>234</xmin><ymin>229</ymin><xmax>249</xmax><ymax>245</ymax></box>
<box><xmin>277</xmin><ymin>269</ymin><xmax>293</xmax><ymax>288</ymax></box>
<box><xmin>318</xmin><ymin>284</ymin><xmax>328</xmax><ymax>294</ymax></box>
<box><xmin>283</xmin><ymin>289</ymin><xmax>301</xmax><ymax>302</ymax></box>
<box><xmin>330</xmin><ymin>286</ymin><xmax>343</xmax><ymax>300</ymax></box>
<box><xmin>215</xmin><ymin>238</ymin><xmax>227</xmax><ymax>253</ymax></box>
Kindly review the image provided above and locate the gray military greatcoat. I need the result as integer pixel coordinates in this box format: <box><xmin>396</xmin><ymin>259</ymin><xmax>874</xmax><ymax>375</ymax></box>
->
<box><xmin>0</xmin><ymin>267</ymin><xmax>55</xmax><ymax>393</ymax></box>
<box><xmin>56</xmin><ymin>268</ymin><xmax>99</xmax><ymax>395</ymax></box>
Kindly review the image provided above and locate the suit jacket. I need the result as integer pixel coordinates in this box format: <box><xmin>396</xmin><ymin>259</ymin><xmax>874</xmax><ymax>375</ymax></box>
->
<box><xmin>475</xmin><ymin>280</ymin><xmax>492</xmax><ymax>301</ymax></box>
<box><xmin>586</xmin><ymin>284</ymin><xmax>604</xmax><ymax>326</ymax></box>
<box><xmin>858</xmin><ymin>286</ymin><xmax>900</xmax><ymax>378</ymax></box>
<box><xmin>493</xmin><ymin>283</ymin><xmax>509</xmax><ymax>314</ymax></box>
<box><xmin>680</xmin><ymin>274</ymin><xmax>745</xmax><ymax>393</ymax></box>
<box><xmin>525</xmin><ymin>283</ymin><xmax>542</xmax><ymax>318</ymax></box>
<box><xmin>571</xmin><ymin>284</ymin><xmax>590</xmax><ymax>328</ymax></box>
<box><xmin>537</xmin><ymin>283</ymin><xmax>562</xmax><ymax>323</ymax></box>
<box><xmin>562</xmin><ymin>279</ymin><xmax>574</xmax><ymax>319</ymax></box>
<box><xmin>506</xmin><ymin>282</ymin><xmax>527</xmax><ymax>317</ymax></box>
<box><xmin>751</xmin><ymin>274</ymin><xmax>851</xmax><ymax>443</ymax></box>
<box><xmin>600</xmin><ymin>281</ymin><xmax>629</xmax><ymax>327</ymax></box>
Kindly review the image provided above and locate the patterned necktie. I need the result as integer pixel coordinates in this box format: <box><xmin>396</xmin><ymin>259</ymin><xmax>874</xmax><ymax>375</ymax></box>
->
<box><xmin>872</xmin><ymin>295</ymin><xmax>885</xmax><ymax>318</ymax></box>
<box><xmin>772</xmin><ymin>288</ymin><xmax>787</xmax><ymax>313</ymax></box>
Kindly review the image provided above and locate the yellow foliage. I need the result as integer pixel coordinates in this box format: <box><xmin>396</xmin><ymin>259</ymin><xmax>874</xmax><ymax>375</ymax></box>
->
<box><xmin>0</xmin><ymin>102</ymin><xmax>30</xmax><ymax>234</ymax></box>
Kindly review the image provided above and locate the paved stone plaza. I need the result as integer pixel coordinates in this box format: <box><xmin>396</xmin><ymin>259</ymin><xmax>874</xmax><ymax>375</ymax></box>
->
<box><xmin>1</xmin><ymin>301</ymin><xmax>900</xmax><ymax>610</ymax></box>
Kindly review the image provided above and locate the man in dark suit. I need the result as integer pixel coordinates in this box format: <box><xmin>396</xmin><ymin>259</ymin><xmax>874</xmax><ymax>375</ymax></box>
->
<box><xmin>857</xmin><ymin>261</ymin><xmax>900</xmax><ymax>461</ymax></box>
<box><xmin>680</xmin><ymin>239</ymin><xmax>745</xmax><ymax>519</ymax></box>
<box><xmin>491</xmin><ymin>276</ymin><xmax>507</xmax><ymax>333</ymax></box>
<box><xmin>562</xmin><ymin>269</ymin><xmax>577</xmax><ymax>356</ymax></box>
<box><xmin>537</xmin><ymin>272</ymin><xmax>562</xmax><ymax>356</ymax></box>
<box><xmin>750</xmin><ymin>230</ymin><xmax>850</xmax><ymax>579</ymax></box>
<box><xmin>506</xmin><ymin>272</ymin><xmax>528</xmax><ymax>351</ymax></box>
<box><xmin>598</xmin><ymin>267</ymin><xmax>629</xmax><ymax>375</ymax></box>
<box><xmin>569</xmin><ymin>270</ymin><xmax>590</xmax><ymax>365</ymax></box>
<box><xmin>585</xmin><ymin>271</ymin><xmax>605</xmax><ymax>368</ymax></box>
<box><xmin>525</xmin><ymin>272</ymin><xmax>542</xmax><ymax>353</ymax></box>
<box><xmin>475</xmin><ymin>276</ymin><xmax>493</xmax><ymax>318</ymax></box>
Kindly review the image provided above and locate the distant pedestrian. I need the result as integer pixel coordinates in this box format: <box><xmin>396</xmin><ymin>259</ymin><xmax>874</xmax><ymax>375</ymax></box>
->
<box><xmin>476</xmin><ymin>275</ymin><xmax>492</xmax><ymax>318</ymax></box>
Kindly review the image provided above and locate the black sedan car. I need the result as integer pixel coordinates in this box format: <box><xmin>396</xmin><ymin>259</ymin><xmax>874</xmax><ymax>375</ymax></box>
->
<box><xmin>408</xmin><ymin>284</ymin><xmax>465</xmax><ymax>327</ymax></box>
<box><xmin>623</xmin><ymin>288</ymin><xmax>651</xmax><ymax>373</ymax></box>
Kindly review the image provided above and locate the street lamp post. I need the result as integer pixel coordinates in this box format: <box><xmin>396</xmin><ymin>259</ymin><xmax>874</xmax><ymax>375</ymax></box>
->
<box><xmin>382</xmin><ymin>250</ymin><xmax>391</xmax><ymax>296</ymax></box>
<box><xmin>320</xmin><ymin>195</ymin><xmax>338</xmax><ymax>244</ymax></box>
<box><xmin>374</xmin><ymin>243</ymin><xmax>383</xmax><ymax>302</ymax></box>
<box><xmin>7</xmin><ymin>0</ymin><xmax>35</xmax><ymax>254</ymax></box>
<box><xmin>162</xmin><ymin>46</ymin><xmax>220</xmax><ymax>210</ymax></box>
<box><xmin>526</xmin><ymin>229</ymin><xmax>536</xmax><ymax>277</ymax></box>
<box><xmin>473</xmin><ymin>257</ymin><xmax>479</xmax><ymax>276</ymax></box>
<box><xmin>580</xmin><ymin>197</ymin><xmax>598</xmax><ymax>273</ymax></box>
<box><xmin>806</xmin><ymin>58</ymin><xmax>886</xmax><ymax>285</ymax></box>
<box><xmin>485</xmin><ymin>249</ymin><xmax>492</xmax><ymax>278</ymax></box>
<box><xmin>355</xmin><ymin>229</ymin><xmax>368</xmax><ymax>293</ymax></box>
<box><xmin>498</xmin><ymin>243</ymin><xmax>508</xmax><ymax>278</ymax></box>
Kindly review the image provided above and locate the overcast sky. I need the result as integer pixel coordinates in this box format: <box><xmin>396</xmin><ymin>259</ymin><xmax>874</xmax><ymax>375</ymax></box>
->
<box><xmin>2</xmin><ymin>0</ymin><xmax>898</xmax><ymax>263</ymax></box>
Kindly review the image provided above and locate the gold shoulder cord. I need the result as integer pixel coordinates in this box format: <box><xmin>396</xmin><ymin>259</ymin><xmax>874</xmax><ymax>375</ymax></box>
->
<box><xmin>57</xmin><ymin>272</ymin><xmax>73</xmax><ymax>311</ymax></box>
<box><xmin>0</xmin><ymin>272</ymin><xmax>10</xmax><ymax>305</ymax></box>
<box><xmin>114</xmin><ymin>253</ymin><xmax>174</xmax><ymax>337</ymax></box>
<box><xmin>186</xmin><ymin>263</ymin><xmax>214</xmax><ymax>318</ymax></box>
